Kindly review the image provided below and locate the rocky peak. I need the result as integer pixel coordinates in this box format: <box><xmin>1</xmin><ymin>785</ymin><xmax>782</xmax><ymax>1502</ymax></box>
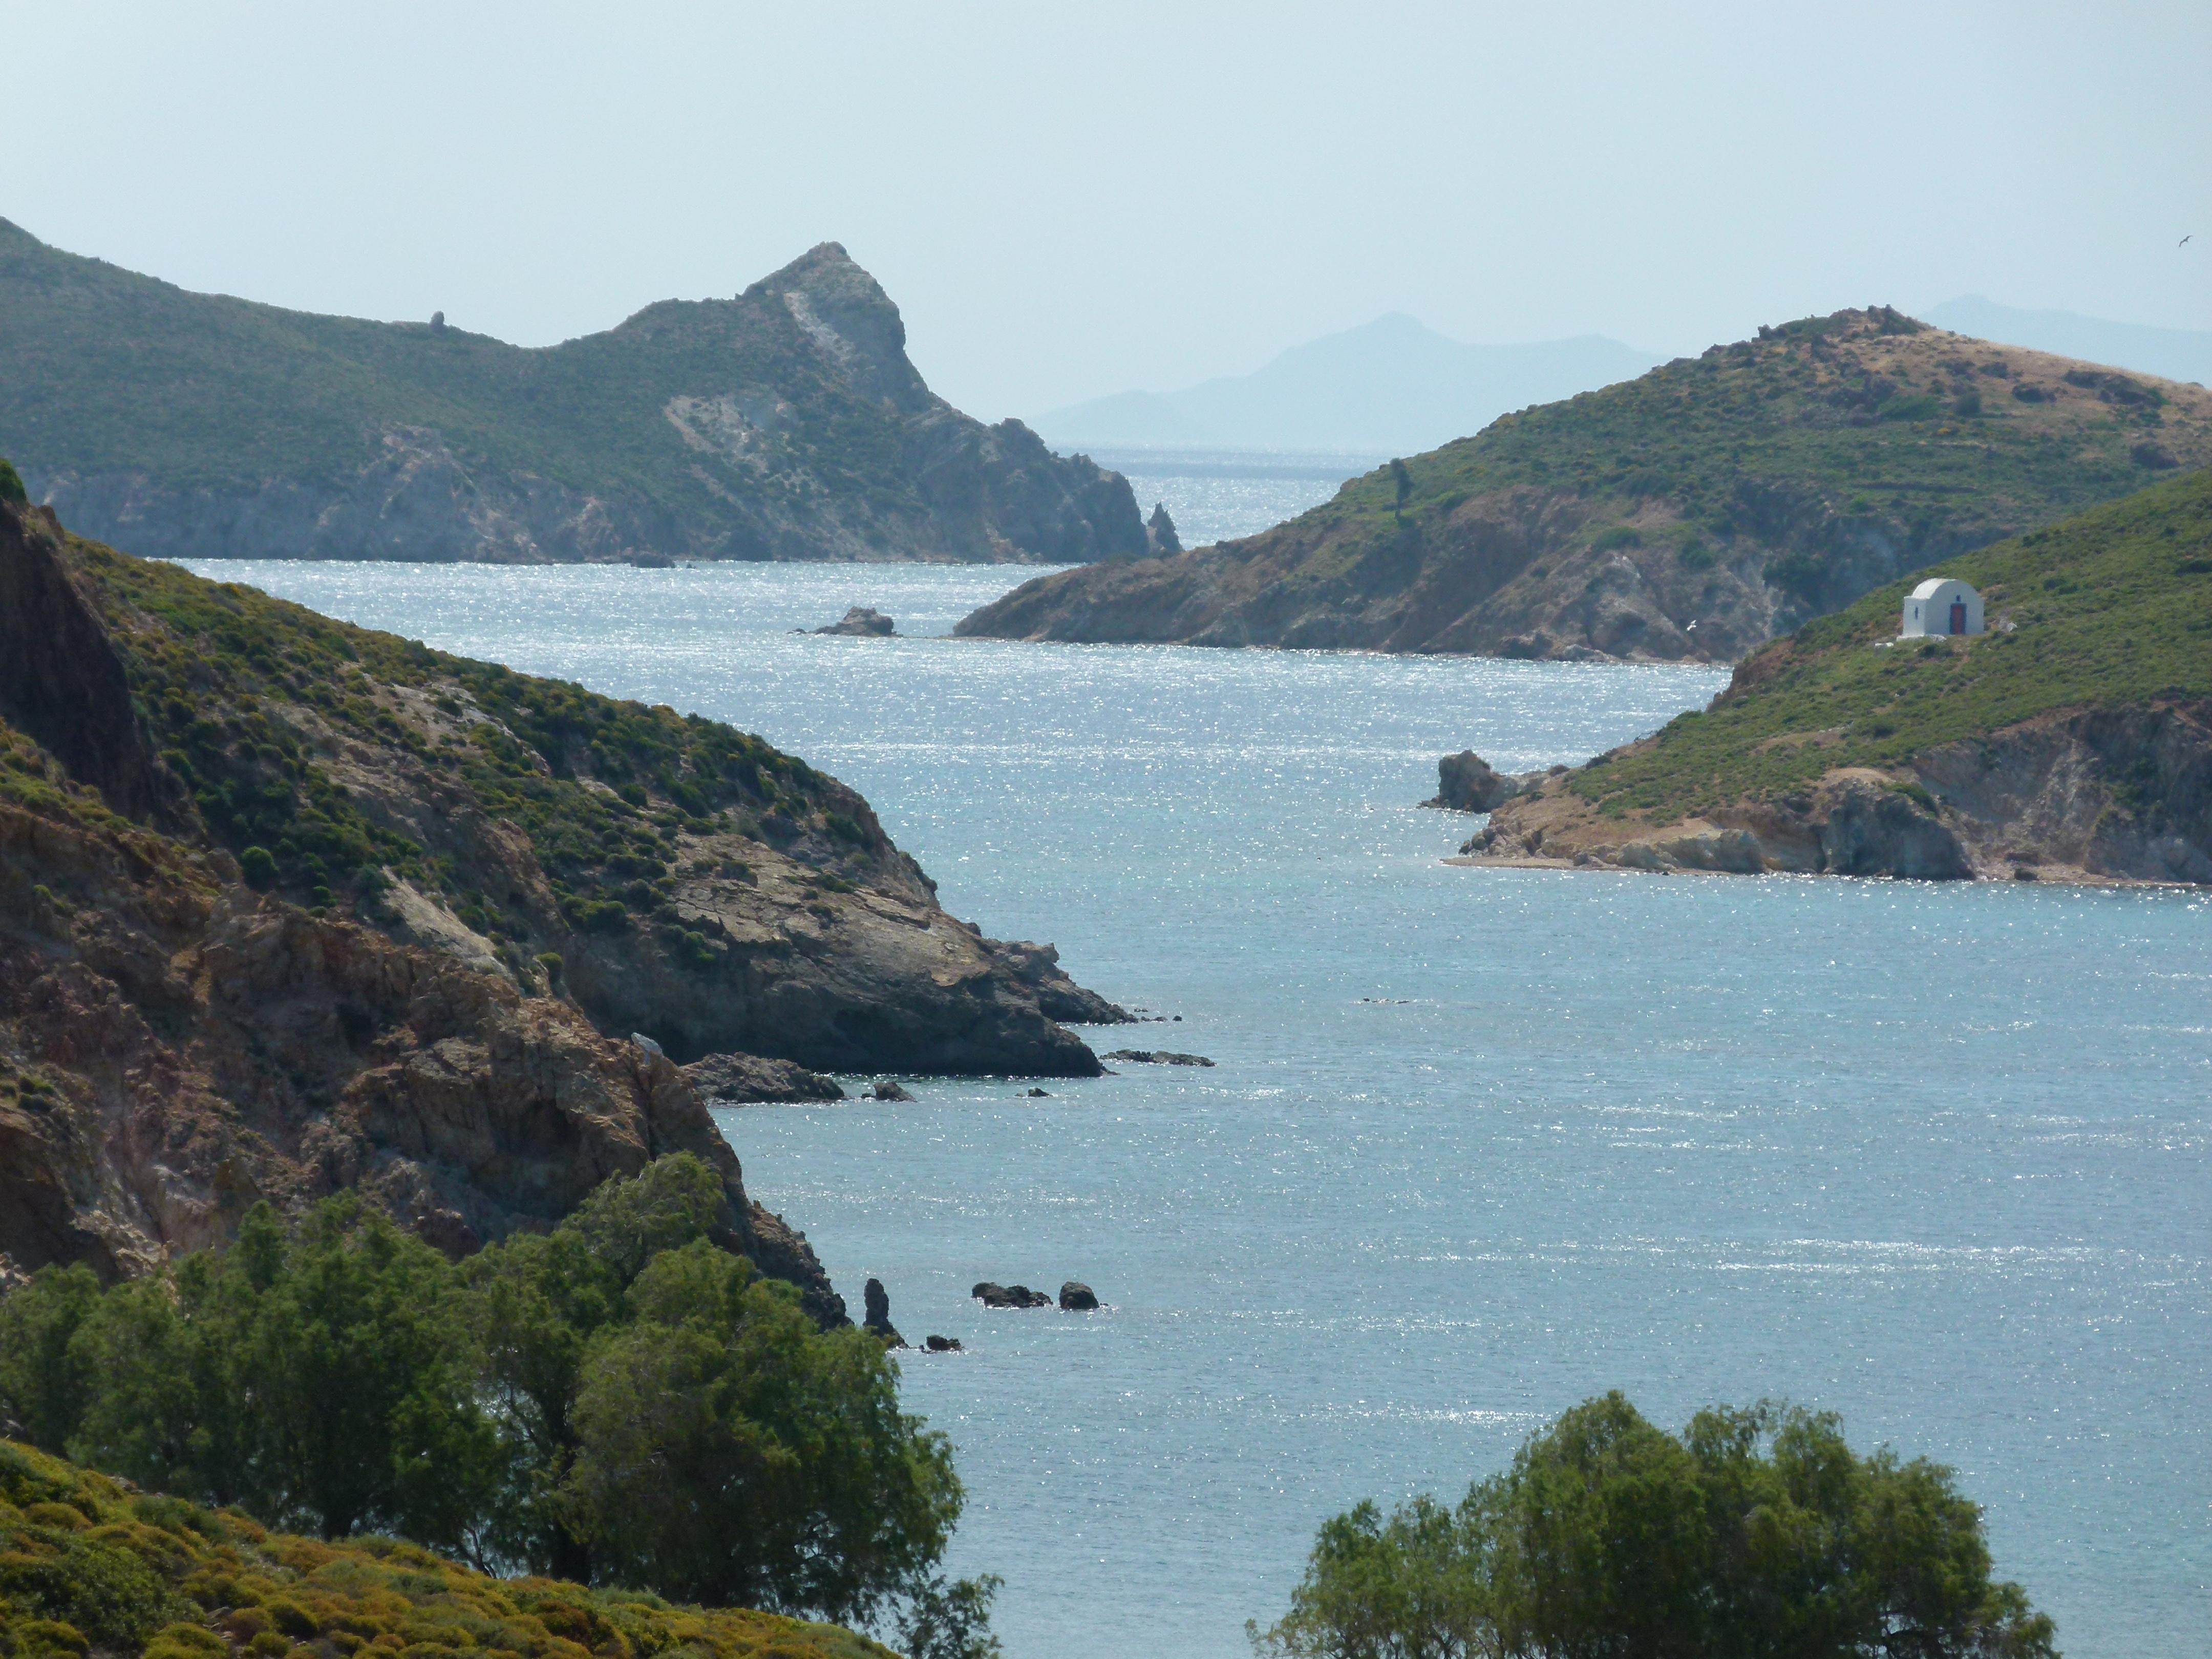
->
<box><xmin>749</xmin><ymin>241</ymin><xmax>932</xmax><ymax>414</ymax></box>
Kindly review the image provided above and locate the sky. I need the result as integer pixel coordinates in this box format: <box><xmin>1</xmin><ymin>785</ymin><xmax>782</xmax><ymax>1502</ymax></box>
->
<box><xmin>7</xmin><ymin>2</ymin><xmax>2208</xmax><ymax>422</ymax></box>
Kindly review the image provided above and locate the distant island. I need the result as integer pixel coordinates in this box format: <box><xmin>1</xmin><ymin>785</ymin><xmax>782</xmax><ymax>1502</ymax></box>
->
<box><xmin>0</xmin><ymin>221</ymin><xmax>1155</xmax><ymax>565</ymax></box>
<box><xmin>961</xmin><ymin>307</ymin><xmax>2212</xmax><ymax>662</ymax></box>
<box><xmin>1034</xmin><ymin>312</ymin><xmax>1656</xmax><ymax>455</ymax></box>
<box><xmin>1452</xmin><ymin>466</ymin><xmax>2212</xmax><ymax>884</ymax></box>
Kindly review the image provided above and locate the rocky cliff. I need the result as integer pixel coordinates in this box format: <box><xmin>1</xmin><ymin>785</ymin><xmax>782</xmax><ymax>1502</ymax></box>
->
<box><xmin>959</xmin><ymin>308</ymin><xmax>2212</xmax><ymax>661</ymax></box>
<box><xmin>0</xmin><ymin>222</ymin><xmax>1149</xmax><ymax>566</ymax></box>
<box><xmin>0</xmin><ymin>495</ymin><xmax>1123</xmax><ymax>1304</ymax></box>
<box><xmin>1445</xmin><ymin>469</ymin><xmax>2212</xmax><ymax>883</ymax></box>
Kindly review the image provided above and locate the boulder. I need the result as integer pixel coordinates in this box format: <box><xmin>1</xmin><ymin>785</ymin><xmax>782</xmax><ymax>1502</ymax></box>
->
<box><xmin>971</xmin><ymin>1281</ymin><xmax>1054</xmax><ymax>1308</ymax></box>
<box><xmin>1423</xmin><ymin>750</ymin><xmax>1536</xmax><ymax>813</ymax></box>
<box><xmin>1102</xmin><ymin>1049</ymin><xmax>1215</xmax><ymax>1067</ymax></box>
<box><xmin>925</xmin><ymin>1334</ymin><xmax>963</xmax><ymax>1352</ymax></box>
<box><xmin>869</xmin><ymin>1079</ymin><xmax>916</xmax><ymax>1102</ymax></box>
<box><xmin>815</xmin><ymin>606</ymin><xmax>896</xmax><ymax>636</ymax></box>
<box><xmin>1059</xmin><ymin>1281</ymin><xmax>1099</xmax><ymax>1311</ymax></box>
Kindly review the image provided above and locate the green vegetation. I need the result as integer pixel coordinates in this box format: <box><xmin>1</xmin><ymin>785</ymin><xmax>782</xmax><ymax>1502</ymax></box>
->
<box><xmin>0</xmin><ymin>458</ymin><xmax>24</xmax><ymax>505</ymax></box>
<box><xmin>0</xmin><ymin>1438</ymin><xmax>897</xmax><ymax>1659</ymax></box>
<box><xmin>1252</xmin><ymin>1392</ymin><xmax>2054</xmax><ymax>1659</ymax></box>
<box><xmin>1568</xmin><ymin>464</ymin><xmax>2212</xmax><ymax>822</ymax></box>
<box><xmin>0</xmin><ymin>1159</ymin><xmax>985</xmax><ymax>1648</ymax></box>
<box><xmin>58</xmin><ymin>531</ymin><xmax>886</xmax><ymax>925</ymax></box>
<box><xmin>1279</xmin><ymin>307</ymin><xmax>2207</xmax><ymax>608</ymax></box>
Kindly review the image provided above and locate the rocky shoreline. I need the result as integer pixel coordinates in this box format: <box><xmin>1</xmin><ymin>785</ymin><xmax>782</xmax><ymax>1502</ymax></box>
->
<box><xmin>0</xmin><ymin>493</ymin><xmax>1128</xmax><ymax>1310</ymax></box>
<box><xmin>1436</xmin><ymin>703</ymin><xmax>2212</xmax><ymax>885</ymax></box>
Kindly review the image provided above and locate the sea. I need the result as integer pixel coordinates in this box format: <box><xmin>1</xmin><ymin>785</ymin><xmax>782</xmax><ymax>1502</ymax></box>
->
<box><xmin>183</xmin><ymin>465</ymin><xmax>2207</xmax><ymax>1659</ymax></box>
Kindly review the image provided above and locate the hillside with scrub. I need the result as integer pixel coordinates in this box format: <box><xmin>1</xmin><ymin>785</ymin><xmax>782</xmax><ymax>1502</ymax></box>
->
<box><xmin>0</xmin><ymin>477</ymin><xmax>1113</xmax><ymax>1296</ymax></box>
<box><xmin>0</xmin><ymin>1158</ymin><xmax>979</xmax><ymax>1659</ymax></box>
<box><xmin>1454</xmin><ymin>464</ymin><xmax>2212</xmax><ymax>882</ymax></box>
<box><xmin>0</xmin><ymin>221</ymin><xmax>1150</xmax><ymax>566</ymax></box>
<box><xmin>959</xmin><ymin>306</ymin><xmax>2212</xmax><ymax>661</ymax></box>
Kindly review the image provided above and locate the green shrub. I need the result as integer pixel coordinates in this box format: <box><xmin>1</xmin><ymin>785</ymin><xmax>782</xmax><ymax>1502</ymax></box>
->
<box><xmin>238</xmin><ymin>846</ymin><xmax>278</xmax><ymax>889</ymax></box>
<box><xmin>1254</xmin><ymin>1393</ymin><xmax>2054</xmax><ymax>1659</ymax></box>
<box><xmin>0</xmin><ymin>458</ymin><xmax>26</xmax><ymax>505</ymax></box>
<box><xmin>1591</xmin><ymin>526</ymin><xmax>1643</xmax><ymax>552</ymax></box>
<box><xmin>1878</xmin><ymin>392</ymin><xmax>1942</xmax><ymax>422</ymax></box>
<box><xmin>1677</xmin><ymin>539</ymin><xmax>1714</xmax><ymax>570</ymax></box>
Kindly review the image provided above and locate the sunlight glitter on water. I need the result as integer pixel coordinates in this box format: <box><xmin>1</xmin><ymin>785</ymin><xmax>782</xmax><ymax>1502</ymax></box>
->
<box><xmin>185</xmin><ymin>556</ymin><xmax>2209</xmax><ymax>1659</ymax></box>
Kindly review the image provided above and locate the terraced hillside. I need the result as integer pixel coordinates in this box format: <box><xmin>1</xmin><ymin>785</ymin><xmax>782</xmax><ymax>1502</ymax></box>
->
<box><xmin>960</xmin><ymin>307</ymin><xmax>2212</xmax><ymax>662</ymax></box>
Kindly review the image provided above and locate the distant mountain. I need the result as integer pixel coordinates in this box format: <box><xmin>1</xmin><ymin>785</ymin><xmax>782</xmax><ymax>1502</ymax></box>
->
<box><xmin>962</xmin><ymin>307</ymin><xmax>2212</xmax><ymax>664</ymax></box>
<box><xmin>1926</xmin><ymin>296</ymin><xmax>2212</xmax><ymax>388</ymax></box>
<box><xmin>1034</xmin><ymin>314</ymin><xmax>1658</xmax><ymax>455</ymax></box>
<box><xmin>0</xmin><ymin>221</ymin><xmax>1148</xmax><ymax>564</ymax></box>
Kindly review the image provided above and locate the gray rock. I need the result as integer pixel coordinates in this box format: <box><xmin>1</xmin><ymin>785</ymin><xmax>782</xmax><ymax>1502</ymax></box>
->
<box><xmin>925</xmin><ymin>1334</ymin><xmax>963</xmax><ymax>1352</ymax></box>
<box><xmin>1423</xmin><ymin>750</ymin><xmax>1538</xmax><ymax>813</ymax></box>
<box><xmin>684</xmin><ymin>1051</ymin><xmax>846</xmax><ymax>1104</ymax></box>
<box><xmin>870</xmin><ymin>1079</ymin><xmax>916</xmax><ymax>1101</ymax></box>
<box><xmin>1146</xmin><ymin>502</ymin><xmax>1182</xmax><ymax>557</ymax></box>
<box><xmin>1102</xmin><ymin>1049</ymin><xmax>1214</xmax><ymax>1067</ymax></box>
<box><xmin>815</xmin><ymin>606</ymin><xmax>896</xmax><ymax>636</ymax></box>
<box><xmin>862</xmin><ymin>1276</ymin><xmax>906</xmax><ymax>1346</ymax></box>
<box><xmin>971</xmin><ymin>1281</ymin><xmax>1054</xmax><ymax>1308</ymax></box>
<box><xmin>1059</xmin><ymin>1281</ymin><xmax>1099</xmax><ymax>1311</ymax></box>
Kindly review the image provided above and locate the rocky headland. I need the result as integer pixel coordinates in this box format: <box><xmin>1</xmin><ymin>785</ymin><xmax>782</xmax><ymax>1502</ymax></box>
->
<box><xmin>0</xmin><ymin>221</ymin><xmax>1151</xmax><ymax>566</ymax></box>
<box><xmin>0</xmin><ymin>487</ymin><xmax>1123</xmax><ymax>1302</ymax></box>
<box><xmin>1444</xmin><ymin>469</ymin><xmax>2212</xmax><ymax>883</ymax></box>
<box><xmin>958</xmin><ymin>309</ymin><xmax>2212</xmax><ymax>662</ymax></box>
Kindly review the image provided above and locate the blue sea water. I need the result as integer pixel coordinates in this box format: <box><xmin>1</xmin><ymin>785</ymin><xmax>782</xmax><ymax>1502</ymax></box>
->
<box><xmin>185</xmin><ymin>558</ymin><xmax>2211</xmax><ymax>1659</ymax></box>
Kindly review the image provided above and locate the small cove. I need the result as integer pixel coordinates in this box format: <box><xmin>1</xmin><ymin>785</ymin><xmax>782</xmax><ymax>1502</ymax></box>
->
<box><xmin>185</xmin><ymin>557</ymin><xmax>2210</xmax><ymax>1659</ymax></box>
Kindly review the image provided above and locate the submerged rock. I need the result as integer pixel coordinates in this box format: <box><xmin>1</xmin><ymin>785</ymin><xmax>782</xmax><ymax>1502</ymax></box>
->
<box><xmin>1103</xmin><ymin>1049</ymin><xmax>1215</xmax><ymax>1067</ymax></box>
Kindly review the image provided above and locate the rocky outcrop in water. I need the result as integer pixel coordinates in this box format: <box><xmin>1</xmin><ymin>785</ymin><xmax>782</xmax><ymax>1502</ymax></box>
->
<box><xmin>1421</xmin><ymin>751</ymin><xmax>1555</xmax><ymax>813</ymax></box>
<box><xmin>684</xmin><ymin>1051</ymin><xmax>846</xmax><ymax>1103</ymax></box>
<box><xmin>1059</xmin><ymin>1281</ymin><xmax>1100</xmax><ymax>1311</ymax></box>
<box><xmin>972</xmin><ymin>1282</ymin><xmax>1054</xmax><ymax>1309</ymax></box>
<box><xmin>1103</xmin><ymin>1049</ymin><xmax>1215</xmax><ymax>1067</ymax></box>
<box><xmin>1</xmin><ymin>222</ymin><xmax>1150</xmax><ymax>567</ymax></box>
<box><xmin>815</xmin><ymin>607</ymin><xmax>896</xmax><ymax>636</ymax></box>
<box><xmin>862</xmin><ymin>1277</ymin><xmax>906</xmax><ymax>1347</ymax></box>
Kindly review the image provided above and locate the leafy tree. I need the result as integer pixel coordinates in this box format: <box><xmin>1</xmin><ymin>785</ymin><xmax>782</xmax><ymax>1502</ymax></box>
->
<box><xmin>0</xmin><ymin>1156</ymin><xmax>988</xmax><ymax>1643</ymax></box>
<box><xmin>565</xmin><ymin>1237</ymin><xmax>961</xmax><ymax>1623</ymax></box>
<box><xmin>1253</xmin><ymin>1392</ymin><xmax>2056</xmax><ymax>1659</ymax></box>
<box><xmin>0</xmin><ymin>1263</ymin><xmax>101</xmax><ymax>1450</ymax></box>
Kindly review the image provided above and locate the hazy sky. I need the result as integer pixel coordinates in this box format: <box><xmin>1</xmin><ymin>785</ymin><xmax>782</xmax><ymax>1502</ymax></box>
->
<box><xmin>10</xmin><ymin>2</ymin><xmax>2208</xmax><ymax>420</ymax></box>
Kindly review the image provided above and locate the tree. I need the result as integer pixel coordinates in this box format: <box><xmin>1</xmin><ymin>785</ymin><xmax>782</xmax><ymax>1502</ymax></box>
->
<box><xmin>1252</xmin><ymin>1393</ymin><xmax>2056</xmax><ymax>1659</ymax></box>
<box><xmin>564</xmin><ymin>1238</ymin><xmax>962</xmax><ymax>1625</ymax></box>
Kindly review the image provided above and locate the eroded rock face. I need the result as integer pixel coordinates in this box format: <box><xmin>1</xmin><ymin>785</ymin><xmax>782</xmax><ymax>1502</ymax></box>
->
<box><xmin>1451</xmin><ymin>702</ymin><xmax>2212</xmax><ymax>885</ymax></box>
<box><xmin>0</xmin><ymin>800</ymin><xmax>842</xmax><ymax>1321</ymax></box>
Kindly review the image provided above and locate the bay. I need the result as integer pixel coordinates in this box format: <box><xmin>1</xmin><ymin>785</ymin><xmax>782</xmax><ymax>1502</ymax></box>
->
<box><xmin>182</xmin><ymin>557</ymin><xmax>2210</xmax><ymax>1659</ymax></box>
